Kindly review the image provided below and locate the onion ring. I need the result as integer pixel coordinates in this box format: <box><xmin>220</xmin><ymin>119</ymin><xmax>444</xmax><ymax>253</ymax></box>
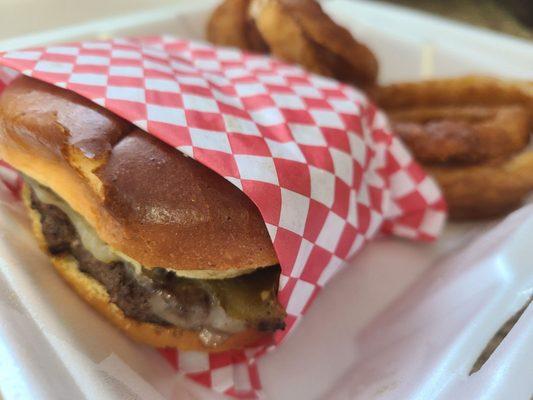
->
<box><xmin>390</xmin><ymin>105</ymin><xmax>530</xmax><ymax>163</ymax></box>
<box><xmin>376</xmin><ymin>76</ymin><xmax>533</xmax><ymax>219</ymax></box>
<box><xmin>428</xmin><ymin>150</ymin><xmax>533</xmax><ymax>219</ymax></box>
<box><xmin>207</xmin><ymin>0</ymin><xmax>378</xmax><ymax>89</ymax></box>
<box><xmin>207</xmin><ymin>0</ymin><xmax>268</xmax><ymax>52</ymax></box>
<box><xmin>374</xmin><ymin>75</ymin><xmax>533</xmax><ymax>114</ymax></box>
<box><xmin>249</xmin><ymin>0</ymin><xmax>378</xmax><ymax>88</ymax></box>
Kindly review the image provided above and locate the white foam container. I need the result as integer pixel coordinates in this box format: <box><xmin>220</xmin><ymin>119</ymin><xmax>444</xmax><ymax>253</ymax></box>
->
<box><xmin>0</xmin><ymin>1</ymin><xmax>532</xmax><ymax>399</ymax></box>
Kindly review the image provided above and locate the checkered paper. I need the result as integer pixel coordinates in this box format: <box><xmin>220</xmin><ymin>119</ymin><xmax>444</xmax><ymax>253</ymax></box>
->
<box><xmin>0</xmin><ymin>36</ymin><xmax>446</xmax><ymax>398</ymax></box>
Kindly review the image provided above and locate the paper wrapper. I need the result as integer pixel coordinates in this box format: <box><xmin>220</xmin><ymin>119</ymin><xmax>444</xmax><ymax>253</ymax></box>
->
<box><xmin>0</xmin><ymin>36</ymin><xmax>446</xmax><ymax>398</ymax></box>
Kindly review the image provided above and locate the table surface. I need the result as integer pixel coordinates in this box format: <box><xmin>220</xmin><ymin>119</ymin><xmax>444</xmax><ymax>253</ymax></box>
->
<box><xmin>383</xmin><ymin>0</ymin><xmax>533</xmax><ymax>39</ymax></box>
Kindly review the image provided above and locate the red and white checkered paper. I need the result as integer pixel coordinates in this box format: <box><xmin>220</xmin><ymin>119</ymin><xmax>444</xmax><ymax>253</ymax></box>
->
<box><xmin>0</xmin><ymin>36</ymin><xmax>446</xmax><ymax>398</ymax></box>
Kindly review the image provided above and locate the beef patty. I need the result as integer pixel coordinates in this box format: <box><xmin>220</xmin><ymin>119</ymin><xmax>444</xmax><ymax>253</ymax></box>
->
<box><xmin>29</xmin><ymin>188</ymin><xmax>285</xmax><ymax>333</ymax></box>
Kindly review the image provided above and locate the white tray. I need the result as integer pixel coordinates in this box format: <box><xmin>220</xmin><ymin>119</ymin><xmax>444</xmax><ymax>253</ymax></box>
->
<box><xmin>0</xmin><ymin>1</ymin><xmax>532</xmax><ymax>399</ymax></box>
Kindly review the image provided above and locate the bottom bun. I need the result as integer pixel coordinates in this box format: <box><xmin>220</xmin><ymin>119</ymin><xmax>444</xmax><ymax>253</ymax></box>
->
<box><xmin>22</xmin><ymin>184</ymin><xmax>267</xmax><ymax>352</ymax></box>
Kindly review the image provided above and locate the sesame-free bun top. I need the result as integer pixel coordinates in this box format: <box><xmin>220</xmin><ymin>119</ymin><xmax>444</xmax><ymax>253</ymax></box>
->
<box><xmin>0</xmin><ymin>76</ymin><xmax>278</xmax><ymax>277</ymax></box>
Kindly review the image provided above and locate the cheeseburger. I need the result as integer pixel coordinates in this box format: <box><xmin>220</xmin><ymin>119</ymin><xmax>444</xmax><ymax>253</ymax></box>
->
<box><xmin>0</xmin><ymin>76</ymin><xmax>285</xmax><ymax>351</ymax></box>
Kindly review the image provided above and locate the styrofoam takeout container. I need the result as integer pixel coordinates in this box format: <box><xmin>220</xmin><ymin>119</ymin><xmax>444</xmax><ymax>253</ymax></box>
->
<box><xmin>0</xmin><ymin>0</ymin><xmax>532</xmax><ymax>399</ymax></box>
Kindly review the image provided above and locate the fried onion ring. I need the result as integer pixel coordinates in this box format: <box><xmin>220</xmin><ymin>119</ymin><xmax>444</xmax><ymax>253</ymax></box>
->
<box><xmin>207</xmin><ymin>0</ymin><xmax>378</xmax><ymax>88</ymax></box>
<box><xmin>376</xmin><ymin>76</ymin><xmax>533</xmax><ymax>219</ymax></box>
<box><xmin>428</xmin><ymin>150</ymin><xmax>533</xmax><ymax>219</ymax></box>
<box><xmin>391</xmin><ymin>105</ymin><xmax>530</xmax><ymax>163</ymax></box>
<box><xmin>207</xmin><ymin>0</ymin><xmax>268</xmax><ymax>52</ymax></box>
<box><xmin>374</xmin><ymin>75</ymin><xmax>533</xmax><ymax>114</ymax></box>
<box><xmin>249</xmin><ymin>0</ymin><xmax>378</xmax><ymax>88</ymax></box>
<box><xmin>375</xmin><ymin>76</ymin><xmax>533</xmax><ymax>164</ymax></box>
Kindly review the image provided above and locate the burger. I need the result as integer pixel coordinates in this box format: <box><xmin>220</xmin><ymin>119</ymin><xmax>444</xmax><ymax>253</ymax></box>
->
<box><xmin>0</xmin><ymin>76</ymin><xmax>285</xmax><ymax>351</ymax></box>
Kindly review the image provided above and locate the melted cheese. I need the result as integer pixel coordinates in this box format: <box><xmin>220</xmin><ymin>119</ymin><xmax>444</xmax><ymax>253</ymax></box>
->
<box><xmin>31</xmin><ymin>182</ymin><xmax>122</xmax><ymax>264</ymax></box>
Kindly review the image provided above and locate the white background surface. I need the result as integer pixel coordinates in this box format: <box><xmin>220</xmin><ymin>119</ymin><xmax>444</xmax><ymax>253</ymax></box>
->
<box><xmin>0</xmin><ymin>1</ymin><xmax>532</xmax><ymax>399</ymax></box>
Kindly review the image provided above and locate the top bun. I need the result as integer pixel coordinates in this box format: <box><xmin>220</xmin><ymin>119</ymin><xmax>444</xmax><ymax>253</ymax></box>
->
<box><xmin>0</xmin><ymin>76</ymin><xmax>278</xmax><ymax>277</ymax></box>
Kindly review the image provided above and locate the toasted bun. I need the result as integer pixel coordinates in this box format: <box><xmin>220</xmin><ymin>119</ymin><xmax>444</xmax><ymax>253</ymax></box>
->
<box><xmin>22</xmin><ymin>184</ymin><xmax>266</xmax><ymax>351</ymax></box>
<box><xmin>0</xmin><ymin>76</ymin><xmax>277</xmax><ymax>277</ymax></box>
